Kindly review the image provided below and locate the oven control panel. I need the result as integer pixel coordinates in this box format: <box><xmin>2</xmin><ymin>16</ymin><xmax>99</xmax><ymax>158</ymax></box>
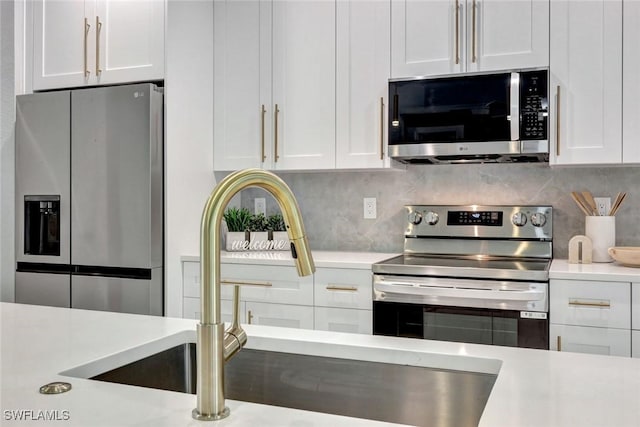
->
<box><xmin>405</xmin><ymin>205</ymin><xmax>552</xmax><ymax>240</ymax></box>
<box><xmin>447</xmin><ymin>210</ymin><xmax>503</xmax><ymax>226</ymax></box>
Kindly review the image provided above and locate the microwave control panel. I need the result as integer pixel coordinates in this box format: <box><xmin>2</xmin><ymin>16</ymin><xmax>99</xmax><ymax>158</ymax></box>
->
<box><xmin>519</xmin><ymin>70</ymin><xmax>548</xmax><ymax>140</ymax></box>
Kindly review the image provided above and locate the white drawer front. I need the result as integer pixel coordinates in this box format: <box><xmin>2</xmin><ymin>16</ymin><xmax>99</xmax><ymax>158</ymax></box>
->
<box><xmin>183</xmin><ymin>297</ymin><xmax>245</xmax><ymax>324</ymax></box>
<box><xmin>314</xmin><ymin>268</ymin><xmax>372</xmax><ymax>310</ymax></box>
<box><xmin>245</xmin><ymin>302</ymin><xmax>314</xmax><ymax>330</ymax></box>
<box><xmin>632</xmin><ymin>283</ymin><xmax>640</xmax><ymax>330</ymax></box>
<box><xmin>550</xmin><ymin>324</ymin><xmax>631</xmax><ymax>357</ymax></box>
<box><xmin>221</xmin><ymin>264</ymin><xmax>313</xmax><ymax>305</ymax></box>
<box><xmin>182</xmin><ymin>261</ymin><xmax>201</xmax><ymax>298</ymax></box>
<box><xmin>314</xmin><ymin>307</ymin><xmax>372</xmax><ymax>335</ymax></box>
<box><xmin>550</xmin><ymin>280</ymin><xmax>631</xmax><ymax>329</ymax></box>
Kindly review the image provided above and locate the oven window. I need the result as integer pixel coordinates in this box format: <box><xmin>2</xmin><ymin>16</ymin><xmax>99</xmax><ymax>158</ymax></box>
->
<box><xmin>424</xmin><ymin>312</ymin><xmax>517</xmax><ymax>347</ymax></box>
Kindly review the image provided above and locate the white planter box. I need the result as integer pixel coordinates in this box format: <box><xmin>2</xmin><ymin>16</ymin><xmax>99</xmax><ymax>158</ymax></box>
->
<box><xmin>225</xmin><ymin>231</ymin><xmax>289</xmax><ymax>251</ymax></box>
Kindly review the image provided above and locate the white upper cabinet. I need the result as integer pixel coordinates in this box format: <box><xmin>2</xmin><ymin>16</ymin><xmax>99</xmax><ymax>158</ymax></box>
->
<box><xmin>336</xmin><ymin>0</ymin><xmax>391</xmax><ymax>168</ymax></box>
<box><xmin>213</xmin><ymin>0</ymin><xmax>266</xmax><ymax>171</ymax></box>
<box><xmin>549</xmin><ymin>0</ymin><xmax>622</xmax><ymax>165</ymax></box>
<box><xmin>33</xmin><ymin>0</ymin><xmax>164</xmax><ymax>91</ymax></box>
<box><xmin>623</xmin><ymin>0</ymin><xmax>640</xmax><ymax>163</ymax></box>
<box><xmin>271</xmin><ymin>0</ymin><xmax>336</xmax><ymax>170</ymax></box>
<box><xmin>391</xmin><ymin>0</ymin><xmax>549</xmax><ymax>78</ymax></box>
<box><xmin>214</xmin><ymin>0</ymin><xmax>336</xmax><ymax>171</ymax></box>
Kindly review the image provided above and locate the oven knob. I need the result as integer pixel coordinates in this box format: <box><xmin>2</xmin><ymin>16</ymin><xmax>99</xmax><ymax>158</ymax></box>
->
<box><xmin>424</xmin><ymin>211</ymin><xmax>439</xmax><ymax>225</ymax></box>
<box><xmin>530</xmin><ymin>212</ymin><xmax>547</xmax><ymax>227</ymax></box>
<box><xmin>511</xmin><ymin>212</ymin><xmax>527</xmax><ymax>227</ymax></box>
<box><xmin>408</xmin><ymin>211</ymin><xmax>423</xmax><ymax>225</ymax></box>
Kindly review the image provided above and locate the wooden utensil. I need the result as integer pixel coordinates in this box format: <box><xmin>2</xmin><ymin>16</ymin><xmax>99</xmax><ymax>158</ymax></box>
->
<box><xmin>581</xmin><ymin>191</ymin><xmax>598</xmax><ymax>216</ymax></box>
<box><xmin>609</xmin><ymin>192</ymin><xmax>627</xmax><ymax>216</ymax></box>
<box><xmin>571</xmin><ymin>191</ymin><xmax>593</xmax><ymax>216</ymax></box>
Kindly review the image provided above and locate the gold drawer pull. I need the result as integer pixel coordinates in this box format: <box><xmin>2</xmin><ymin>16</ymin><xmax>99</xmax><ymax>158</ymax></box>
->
<box><xmin>568</xmin><ymin>299</ymin><xmax>611</xmax><ymax>308</ymax></box>
<box><xmin>326</xmin><ymin>285</ymin><xmax>358</xmax><ymax>292</ymax></box>
<box><xmin>557</xmin><ymin>336</ymin><xmax>562</xmax><ymax>352</ymax></box>
<box><xmin>221</xmin><ymin>279</ymin><xmax>272</xmax><ymax>287</ymax></box>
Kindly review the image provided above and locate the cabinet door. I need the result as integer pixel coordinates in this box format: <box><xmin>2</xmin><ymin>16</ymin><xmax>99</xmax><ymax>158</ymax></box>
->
<box><xmin>314</xmin><ymin>268</ymin><xmax>372</xmax><ymax>310</ymax></box>
<box><xmin>33</xmin><ymin>0</ymin><xmax>94</xmax><ymax>90</ymax></box>
<box><xmin>213</xmin><ymin>0</ymin><xmax>269</xmax><ymax>171</ymax></box>
<box><xmin>221</xmin><ymin>264</ymin><xmax>314</xmax><ymax>306</ymax></box>
<box><xmin>633</xmin><ymin>330</ymin><xmax>640</xmax><ymax>358</ymax></box>
<box><xmin>391</xmin><ymin>0</ymin><xmax>462</xmax><ymax>78</ymax></box>
<box><xmin>550</xmin><ymin>324</ymin><xmax>630</xmax><ymax>357</ymax></box>
<box><xmin>632</xmin><ymin>282</ymin><xmax>640</xmax><ymax>330</ymax></box>
<box><xmin>623</xmin><ymin>0</ymin><xmax>640</xmax><ymax>163</ymax></box>
<box><xmin>184</xmin><ymin>296</ymin><xmax>245</xmax><ymax>324</ymax></box>
<box><xmin>94</xmin><ymin>0</ymin><xmax>164</xmax><ymax>85</ymax></box>
<box><xmin>336</xmin><ymin>0</ymin><xmax>390</xmax><ymax>169</ymax></box>
<box><xmin>550</xmin><ymin>279</ymin><xmax>630</xmax><ymax>329</ymax></box>
<box><xmin>246</xmin><ymin>302</ymin><xmax>314</xmax><ymax>329</ymax></box>
<box><xmin>550</xmin><ymin>0</ymin><xmax>622</xmax><ymax>165</ymax></box>
<box><xmin>469</xmin><ymin>0</ymin><xmax>548</xmax><ymax>72</ymax></box>
<box><xmin>314</xmin><ymin>307</ymin><xmax>372</xmax><ymax>334</ymax></box>
<box><xmin>271</xmin><ymin>0</ymin><xmax>336</xmax><ymax>169</ymax></box>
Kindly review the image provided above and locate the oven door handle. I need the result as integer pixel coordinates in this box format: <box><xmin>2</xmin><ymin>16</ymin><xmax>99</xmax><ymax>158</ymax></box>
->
<box><xmin>375</xmin><ymin>281</ymin><xmax>545</xmax><ymax>302</ymax></box>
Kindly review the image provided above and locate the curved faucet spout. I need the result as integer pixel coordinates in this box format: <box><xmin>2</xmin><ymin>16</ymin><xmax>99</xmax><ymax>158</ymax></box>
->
<box><xmin>193</xmin><ymin>168</ymin><xmax>315</xmax><ymax>421</ymax></box>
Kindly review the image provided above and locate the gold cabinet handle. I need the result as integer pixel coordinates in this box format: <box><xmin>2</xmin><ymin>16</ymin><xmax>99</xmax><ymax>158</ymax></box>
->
<box><xmin>568</xmin><ymin>299</ymin><xmax>611</xmax><ymax>308</ymax></box>
<box><xmin>557</xmin><ymin>336</ymin><xmax>562</xmax><ymax>352</ymax></box>
<box><xmin>95</xmin><ymin>16</ymin><xmax>102</xmax><ymax>76</ymax></box>
<box><xmin>84</xmin><ymin>18</ymin><xmax>91</xmax><ymax>77</ymax></box>
<box><xmin>260</xmin><ymin>104</ymin><xmax>267</xmax><ymax>161</ymax></box>
<box><xmin>555</xmin><ymin>85</ymin><xmax>561</xmax><ymax>156</ymax></box>
<box><xmin>326</xmin><ymin>284</ymin><xmax>358</xmax><ymax>292</ymax></box>
<box><xmin>379</xmin><ymin>97</ymin><xmax>385</xmax><ymax>160</ymax></box>
<box><xmin>472</xmin><ymin>0</ymin><xmax>477</xmax><ymax>63</ymax></box>
<box><xmin>248</xmin><ymin>310</ymin><xmax>253</xmax><ymax>324</ymax></box>
<box><xmin>221</xmin><ymin>279</ymin><xmax>273</xmax><ymax>287</ymax></box>
<box><xmin>454</xmin><ymin>0</ymin><xmax>460</xmax><ymax>65</ymax></box>
<box><xmin>274</xmin><ymin>104</ymin><xmax>280</xmax><ymax>162</ymax></box>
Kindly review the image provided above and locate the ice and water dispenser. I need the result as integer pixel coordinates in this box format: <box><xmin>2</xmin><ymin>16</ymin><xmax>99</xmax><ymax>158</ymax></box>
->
<box><xmin>24</xmin><ymin>195</ymin><xmax>60</xmax><ymax>256</ymax></box>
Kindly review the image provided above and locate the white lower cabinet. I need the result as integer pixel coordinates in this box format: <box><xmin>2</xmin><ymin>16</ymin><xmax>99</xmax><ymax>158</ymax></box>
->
<box><xmin>550</xmin><ymin>279</ymin><xmax>631</xmax><ymax>356</ymax></box>
<box><xmin>315</xmin><ymin>307</ymin><xmax>372</xmax><ymax>334</ymax></box>
<box><xmin>246</xmin><ymin>302</ymin><xmax>314</xmax><ymax>330</ymax></box>
<box><xmin>182</xmin><ymin>260</ymin><xmax>375</xmax><ymax>334</ymax></box>
<box><xmin>550</xmin><ymin>324</ymin><xmax>630</xmax><ymax>357</ymax></box>
<box><xmin>633</xmin><ymin>331</ymin><xmax>640</xmax><ymax>358</ymax></box>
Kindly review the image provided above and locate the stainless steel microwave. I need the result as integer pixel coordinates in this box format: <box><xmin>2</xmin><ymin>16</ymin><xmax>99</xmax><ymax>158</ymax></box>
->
<box><xmin>388</xmin><ymin>69</ymin><xmax>549</xmax><ymax>164</ymax></box>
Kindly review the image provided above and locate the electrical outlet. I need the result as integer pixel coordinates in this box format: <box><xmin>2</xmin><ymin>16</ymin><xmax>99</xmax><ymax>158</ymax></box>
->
<box><xmin>254</xmin><ymin>198</ymin><xmax>266</xmax><ymax>216</ymax></box>
<box><xmin>594</xmin><ymin>197</ymin><xmax>611</xmax><ymax>216</ymax></box>
<box><xmin>364</xmin><ymin>197</ymin><xmax>377</xmax><ymax>219</ymax></box>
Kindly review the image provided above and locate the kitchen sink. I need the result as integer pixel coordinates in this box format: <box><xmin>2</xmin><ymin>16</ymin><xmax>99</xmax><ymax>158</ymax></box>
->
<box><xmin>84</xmin><ymin>341</ymin><xmax>497</xmax><ymax>427</ymax></box>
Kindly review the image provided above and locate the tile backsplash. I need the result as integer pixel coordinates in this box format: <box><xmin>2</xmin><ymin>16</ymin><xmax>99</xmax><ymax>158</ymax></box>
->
<box><xmin>239</xmin><ymin>163</ymin><xmax>640</xmax><ymax>258</ymax></box>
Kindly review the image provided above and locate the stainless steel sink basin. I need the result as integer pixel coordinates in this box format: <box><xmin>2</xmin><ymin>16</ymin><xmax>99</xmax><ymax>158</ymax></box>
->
<box><xmin>89</xmin><ymin>343</ymin><xmax>496</xmax><ymax>427</ymax></box>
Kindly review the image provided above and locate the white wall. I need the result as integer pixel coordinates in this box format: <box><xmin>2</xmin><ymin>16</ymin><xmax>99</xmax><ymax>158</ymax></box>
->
<box><xmin>0</xmin><ymin>0</ymin><xmax>15</xmax><ymax>302</ymax></box>
<box><xmin>165</xmin><ymin>0</ymin><xmax>215</xmax><ymax>317</ymax></box>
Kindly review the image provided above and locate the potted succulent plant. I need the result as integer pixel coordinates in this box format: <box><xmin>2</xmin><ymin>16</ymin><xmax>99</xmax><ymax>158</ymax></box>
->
<box><xmin>248</xmin><ymin>213</ymin><xmax>269</xmax><ymax>250</ymax></box>
<box><xmin>267</xmin><ymin>213</ymin><xmax>289</xmax><ymax>250</ymax></box>
<box><xmin>223</xmin><ymin>207</ymin><xmax>252</xmax><ymax>251</ymax></box>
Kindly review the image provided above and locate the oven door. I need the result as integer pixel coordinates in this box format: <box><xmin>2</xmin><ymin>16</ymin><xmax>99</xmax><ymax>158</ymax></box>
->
<box><xmin>373</xmin><ymin>274</ymin><xmax>549</xmax><ymax>349</ymax></box>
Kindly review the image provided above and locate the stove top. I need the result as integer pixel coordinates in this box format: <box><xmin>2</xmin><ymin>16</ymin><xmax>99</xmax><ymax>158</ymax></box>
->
<box><xmin>372</xmin><ymin>254</ymin><xmax>550</xmax><ymax>282</ymax></box>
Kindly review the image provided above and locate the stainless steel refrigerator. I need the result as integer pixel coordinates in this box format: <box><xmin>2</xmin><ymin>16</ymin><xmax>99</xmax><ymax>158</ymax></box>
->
<box><xmin>15</xmin><ymin>83</ymin><xmax>164</xmax><ymax>316</ymax></box>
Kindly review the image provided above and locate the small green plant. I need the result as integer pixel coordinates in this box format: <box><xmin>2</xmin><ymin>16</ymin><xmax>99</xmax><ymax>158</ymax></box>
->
<box><xmin>223</xmin><ymin>207</ymin><xmax>252</xmax><ymax>232</ymax></box>
<box><xmin>248</xmin><ymin>213</ymin><xmax>269</xmax><ymax>232</ymax></box>
<box><xmin>267</xmin><ymin>213</ymin><xmax>286</xmax><ymax>232</ymax></box>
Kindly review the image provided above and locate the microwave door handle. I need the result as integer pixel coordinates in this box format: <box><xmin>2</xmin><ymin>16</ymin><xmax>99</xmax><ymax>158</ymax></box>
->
<box><xmin>510</xmin><ymin>72</ymin><xmax>520</xmax><ymax>142</ymax></box>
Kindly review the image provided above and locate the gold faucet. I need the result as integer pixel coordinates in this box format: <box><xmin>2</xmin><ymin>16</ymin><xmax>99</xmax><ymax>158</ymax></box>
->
<box><xmin>192</xmin><ymin>168</ymin><xmax>315</xmax><ymax>421</ymax></box>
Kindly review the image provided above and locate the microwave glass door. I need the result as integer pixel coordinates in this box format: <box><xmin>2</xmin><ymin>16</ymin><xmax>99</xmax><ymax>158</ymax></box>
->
<box><xmin>389</xmin><ymin>74</ymin><xmax>511</xmax><ymax>145</ymax></box>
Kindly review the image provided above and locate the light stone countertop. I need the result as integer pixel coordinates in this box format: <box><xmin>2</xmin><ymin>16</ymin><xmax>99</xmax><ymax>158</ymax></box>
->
<box><xmin>181</xmin><ymin>250</ymin><xmax>399</xmax><ymax>269</ymax></box>
<box><xmin>3</xmin><ymin>302</ymin><xmax>640</xmax><ymax>427</ymax></box>
<box><xmin>550</xmin><ymin>259</ymin><xmax>640</xmax><ymax>281</ymax></box>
